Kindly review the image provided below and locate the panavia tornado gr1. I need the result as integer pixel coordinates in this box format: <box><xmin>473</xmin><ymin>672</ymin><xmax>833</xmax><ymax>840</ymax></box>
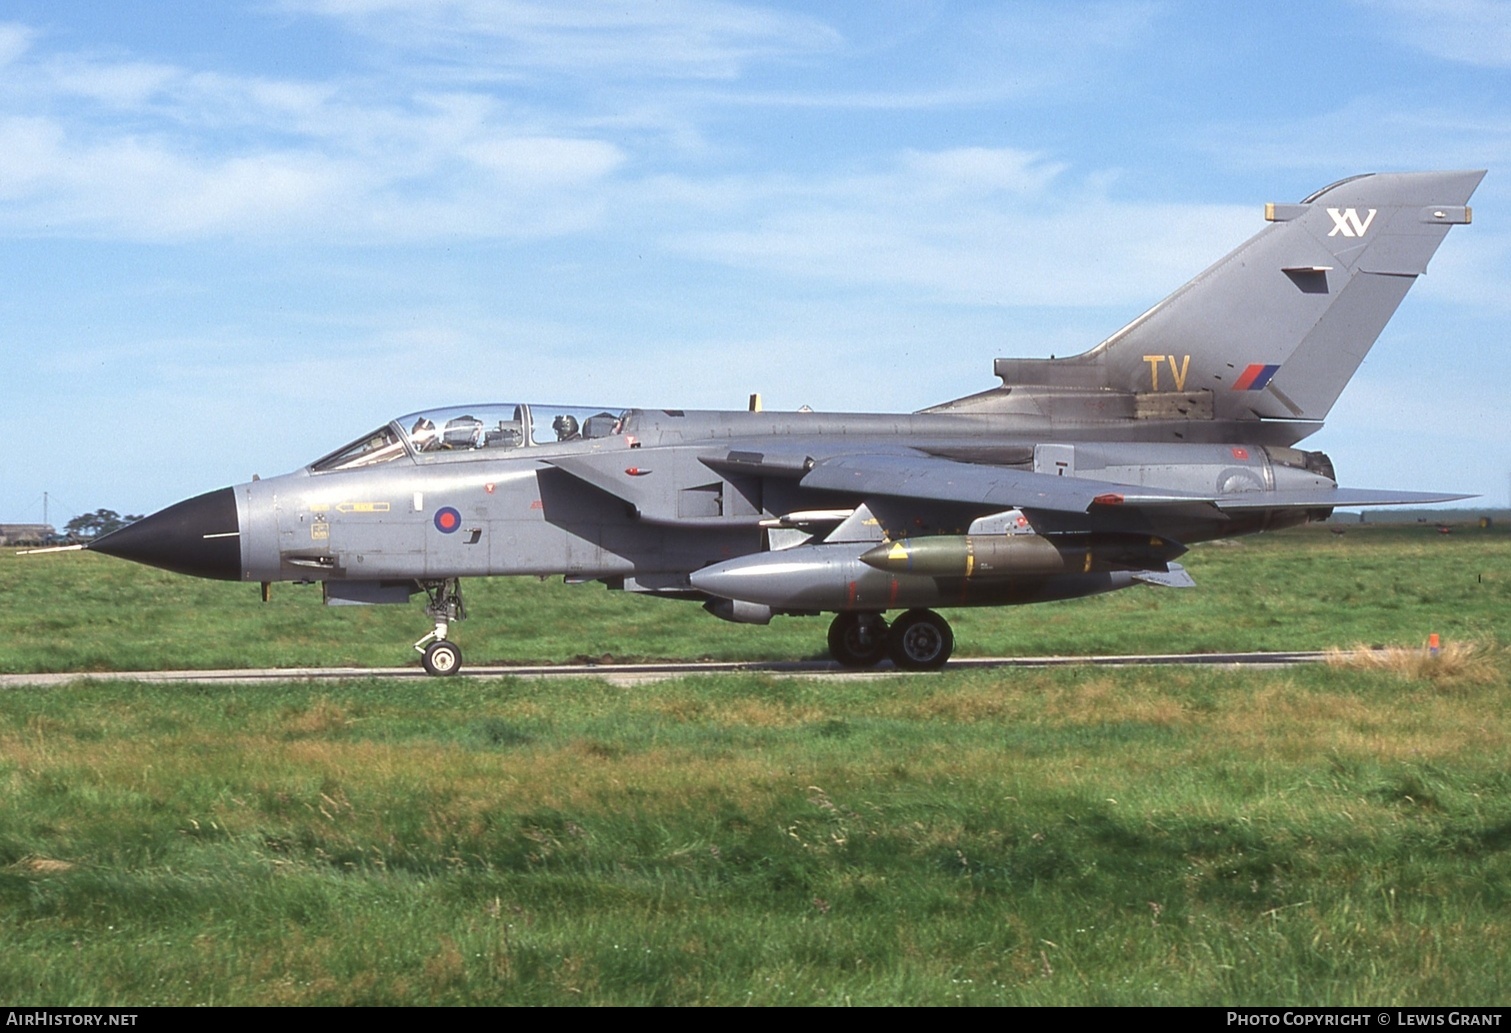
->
<box><xmin>87</xmin><ymin>171</ymin><xmax>1482</xmax><ymax>674</ymax></box>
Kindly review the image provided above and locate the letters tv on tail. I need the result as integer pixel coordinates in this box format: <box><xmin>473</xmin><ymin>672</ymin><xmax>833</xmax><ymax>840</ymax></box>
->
<box><xmin>85</xmin><ymin>171</ymin><xmax>1482</xmax><ymax>673</ymax></box>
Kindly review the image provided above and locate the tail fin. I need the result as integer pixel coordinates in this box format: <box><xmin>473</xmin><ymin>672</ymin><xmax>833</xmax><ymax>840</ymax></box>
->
<box><xmin>993</xmin><ymin>171</ymin><xmax>1484</xmax><ymax>423</ymax></box>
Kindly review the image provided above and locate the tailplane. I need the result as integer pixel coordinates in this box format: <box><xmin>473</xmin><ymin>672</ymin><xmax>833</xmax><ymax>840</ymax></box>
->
<box><xmin>986</xmin><ymin>171</ymin><xmax>1483</xmax><ymax>424</ymax></box>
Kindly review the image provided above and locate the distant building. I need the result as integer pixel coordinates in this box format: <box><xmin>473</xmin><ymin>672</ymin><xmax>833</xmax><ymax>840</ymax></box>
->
<box><xmin>0</xmin><ymin>524</ymin><xmax>55</xmax><ymax>547</ymax></box>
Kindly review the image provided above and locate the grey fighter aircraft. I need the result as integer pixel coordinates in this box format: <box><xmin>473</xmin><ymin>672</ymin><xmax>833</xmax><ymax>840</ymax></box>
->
<box><xmin>86</xmin><ymin>171</ymin><xmax>1482</xmax><ymax>674</ymax></box>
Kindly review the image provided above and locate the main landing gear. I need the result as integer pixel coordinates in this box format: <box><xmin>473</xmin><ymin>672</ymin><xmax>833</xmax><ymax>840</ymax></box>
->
<box><xmin>415</xmin><ymin>578</ymin><xmax>466</xmax><ymax>676</ymax></box>
<box><xmin>827</xmin><ymin>609</ymin><xmax>954</xmax><ymax>671</ymax></box>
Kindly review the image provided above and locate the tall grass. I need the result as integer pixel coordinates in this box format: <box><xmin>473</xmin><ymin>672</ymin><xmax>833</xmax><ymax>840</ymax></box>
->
<box><xmin>2</xmin><ymin>660</ymin><xmax>1510</xmax><ymax>1004</ymax></box>
<box><xmin>3</xmin><ymin>523</ymin><xmax>1507</xmax><ymax>1003</ymax></box>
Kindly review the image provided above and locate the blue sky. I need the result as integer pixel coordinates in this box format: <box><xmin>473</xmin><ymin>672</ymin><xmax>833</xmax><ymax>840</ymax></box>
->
<box><xmin>3</xmin><ymin>0</ymin><xmax>1509</xmax><ymax>521</ymax></box>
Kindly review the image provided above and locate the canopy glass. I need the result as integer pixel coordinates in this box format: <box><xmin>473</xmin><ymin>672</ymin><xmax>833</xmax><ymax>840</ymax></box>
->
<box><xmin>310</xmin><ymin>404</ymin><xmax>631</xmax><ymax>472</ymax></box>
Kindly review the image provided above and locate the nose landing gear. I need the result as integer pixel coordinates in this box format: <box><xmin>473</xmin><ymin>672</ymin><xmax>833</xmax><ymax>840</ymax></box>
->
<box><xmin>414</xmin><ymin>578</ymin><xmax>466</xmax><ymax>676</ymax></box>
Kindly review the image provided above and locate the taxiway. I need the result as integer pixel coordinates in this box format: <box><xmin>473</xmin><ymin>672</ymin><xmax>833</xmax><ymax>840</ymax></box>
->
<box><xmin>0</xmin><ymin>650</ymin><xmax>1336</xmax><ymax>689</ymax></box>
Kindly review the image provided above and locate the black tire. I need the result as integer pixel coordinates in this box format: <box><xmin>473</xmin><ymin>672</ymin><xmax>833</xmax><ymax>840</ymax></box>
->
<box><xmin>827</xmin><ymin>612</ymin><xmax>889</xmax><ymax>668</ymax></box>
<box><xmin>422</xmin><ymin>640</ymin><xmax>463</xmax><ymax>676</ymax></box>
<box><xmin>886</xmin><ymin>609</ymin><xmax>953</xmax><ymax>671</ymax></box>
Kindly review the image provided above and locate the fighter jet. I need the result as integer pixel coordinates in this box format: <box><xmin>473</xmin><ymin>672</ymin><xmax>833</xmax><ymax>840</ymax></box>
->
<box><xmin>87</xmin><ymin>171</ymin><xmax>1482</xmax><ymax>674</ymax></box>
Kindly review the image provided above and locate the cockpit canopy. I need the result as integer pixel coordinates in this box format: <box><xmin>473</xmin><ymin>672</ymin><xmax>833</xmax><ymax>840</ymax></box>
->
<box><xmin>311</xmin><ymin>403</ymin><xmax>630</xmax><ymax>472</ymax></box>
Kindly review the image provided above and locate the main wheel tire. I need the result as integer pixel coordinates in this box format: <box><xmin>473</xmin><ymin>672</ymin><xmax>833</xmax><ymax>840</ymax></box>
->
<box><xmin>422</xmin><ymin>640</ymin><xmax>463</xmax><ymax>676</ymax></box>
<box><xmin>886</xmin><ymin>609</ymin><xmax>953</xmax><ymax>671</ymax></box>
<box><xmin>827</xmin><ymin>612</ymin><xmax>889</xmax><ymax>668</ymax></box>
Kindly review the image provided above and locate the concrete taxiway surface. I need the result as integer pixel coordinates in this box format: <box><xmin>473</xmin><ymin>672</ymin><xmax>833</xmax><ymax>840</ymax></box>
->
<box><xmin>0</xmin><ymin>651</ymin><xmax>1336</xmax><ymax>689</ymax></box>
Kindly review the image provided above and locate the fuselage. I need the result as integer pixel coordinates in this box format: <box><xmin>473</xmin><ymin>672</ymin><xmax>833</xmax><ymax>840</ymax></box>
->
<box><xmin>87</xmin><ymin>401</ymin><xmax>1340</xmax><ymax>606</ymax></box>
<box><xmin>193</xmin><ymin>403</ymin><xmax>1335</xmax><ymax>589</ymax></box>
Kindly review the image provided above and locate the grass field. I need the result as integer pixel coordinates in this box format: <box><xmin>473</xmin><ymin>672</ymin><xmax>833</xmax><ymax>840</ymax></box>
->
<box><xmin>1</xmin><ymin>521</ymin><xmax>1508</xmax><ymax>1005</ymax></box>
<box><xmin>2</xmin><ymin>520</ymin><xmax>1508</xmax><ymax>672</ymax></box>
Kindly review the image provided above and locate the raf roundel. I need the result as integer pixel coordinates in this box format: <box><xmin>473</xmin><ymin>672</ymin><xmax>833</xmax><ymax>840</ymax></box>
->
<box><xmin>434</xmin><ymin>506</ymin><xmax>462</xmax><ymax>534</ymax></box>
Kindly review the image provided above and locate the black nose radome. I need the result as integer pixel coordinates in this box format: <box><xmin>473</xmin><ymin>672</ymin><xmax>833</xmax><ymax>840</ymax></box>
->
<box><xmin>89</xmin><ymin>487</ymin><xmax>241</xmax><ymax>581</ymax></box>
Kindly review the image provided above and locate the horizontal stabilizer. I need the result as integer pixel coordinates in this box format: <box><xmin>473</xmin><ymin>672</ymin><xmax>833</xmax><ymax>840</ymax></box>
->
<box><xmin>1214</xmin><ymin>487</ymin><xmax>1474</xmax><ymax>510</ymax></box>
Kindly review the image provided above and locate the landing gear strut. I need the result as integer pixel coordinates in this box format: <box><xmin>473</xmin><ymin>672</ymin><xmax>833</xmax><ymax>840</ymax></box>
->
<box><xmin>415</xmin><ymin>578</ymin><xmax>466</xmax><ymax>676</ymax></box>
<box><xmin>826</xmin><ymin>608</ymin><xmax>954</xmax><ymax>671</ymax></box>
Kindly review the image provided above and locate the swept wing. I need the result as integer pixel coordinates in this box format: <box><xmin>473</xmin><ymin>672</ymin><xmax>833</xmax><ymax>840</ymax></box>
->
<box><xmin>798</xmin><ymin>451</ymin><xmax>1469</xmax><ymax>514</ymax></box>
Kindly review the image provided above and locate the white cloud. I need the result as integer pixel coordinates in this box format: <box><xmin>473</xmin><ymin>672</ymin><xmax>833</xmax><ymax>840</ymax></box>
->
<box><xmin>1192</xmin><ymin>98</ymin><xmax>1511</xmax><ymax>176</ymax></box>
<box><xmin>1408</xmin><ymin>227</ymin><xmax>1511</xmax><ymax>310</ymax></box>
<box><xmin>0</xmin><ymin>117</ymin><xmax>354</xmax><ymax>238</ymax></box>
<box><xmin>658</xmin><ymin>149</ymin><xmax>1257</xmax><ymax>308</ymax></box>
<box><xmin>0</xmin><ymin>22</ymin><xmax>33</xmax><ymax>66</ymax></box>
<box><xmin>0</xmin><ymin>117</ymin><xmax>60</xmax><ymax>200</ymax></box>
<box><xmin>282</xmin><ymin>0</ymin><xmax>841</xmax><ymax>79</ymax></box>
<box><xmin>0</xmin><ymin>72</ymin><xmax>629</xmax><ymax>242</ymax></box>
<box><xmin>48</xmin><ymin>59</ymin><xmax>180</xmax><ymax>109</ymax></box>
<box><xmin>0</xmin><ymin>4</ymin><xmax>1185</xmax><ymax>259</ymax></box>
<box><xmin>897</xmin><ymin>148</ymin><xmax>1068</xmax><ymax>196</ymax></box>
<box><xmin>1355</xmin><ymin>0</ymin><xmax>1511</xmax><ymax>67</ymax></box>
<box><xmin>464</xmin><ymin>135</ymin><xmax>625</xmax><ymax>186</ymax></box>
<box><xmin>693</xmin><ymin>1</ymin><xmax>1165</xmax><ymax>112</ymax></box>
<box><xmin>1334</xmin><ymin>374</ymin><xmax>1509</xmax><ymax>446</ymax></box>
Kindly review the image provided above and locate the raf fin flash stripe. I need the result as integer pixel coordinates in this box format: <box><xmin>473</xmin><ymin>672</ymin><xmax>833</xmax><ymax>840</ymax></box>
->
<box><xmin>1232</xmin><ymin>363</ymin><xmax>1280</xmax><ymax>391</ymax></box>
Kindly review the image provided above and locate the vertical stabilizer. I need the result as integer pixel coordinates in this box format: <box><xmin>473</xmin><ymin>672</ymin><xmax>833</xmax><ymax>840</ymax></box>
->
<box><xmin>993</xmin><ymin>171</ymin><xmax>1483</xmax><ymax>423</ymax></box>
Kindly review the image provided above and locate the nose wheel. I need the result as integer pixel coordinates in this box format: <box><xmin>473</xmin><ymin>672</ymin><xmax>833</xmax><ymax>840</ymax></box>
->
<box><xmin>421</xmin><ymin>639</ymin><xmax>463</xmax><ymax>676</ymax></box>
<box><xmin>414</xmin><ymin>578</ymin><xmax>466</xmax><ymax>676</ymax></box>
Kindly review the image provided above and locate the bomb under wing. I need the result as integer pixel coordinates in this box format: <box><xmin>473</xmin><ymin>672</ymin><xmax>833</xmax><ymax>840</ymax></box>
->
<box><xmin>858</xmin><ymin>532</ymin><xmax>1188</xmax><ymax>579</ymax></box>
<box><xmin>79</xmin><ymin>171</ymin><xmax>1482</xmax><ymax>674</ymax></box>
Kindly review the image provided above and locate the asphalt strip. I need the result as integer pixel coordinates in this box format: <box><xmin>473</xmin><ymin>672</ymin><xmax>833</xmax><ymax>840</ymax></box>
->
<box><xmin>0</xmin><ymin>651</ymin><xmax>1335</xmax><ymax>689</ymax></box>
